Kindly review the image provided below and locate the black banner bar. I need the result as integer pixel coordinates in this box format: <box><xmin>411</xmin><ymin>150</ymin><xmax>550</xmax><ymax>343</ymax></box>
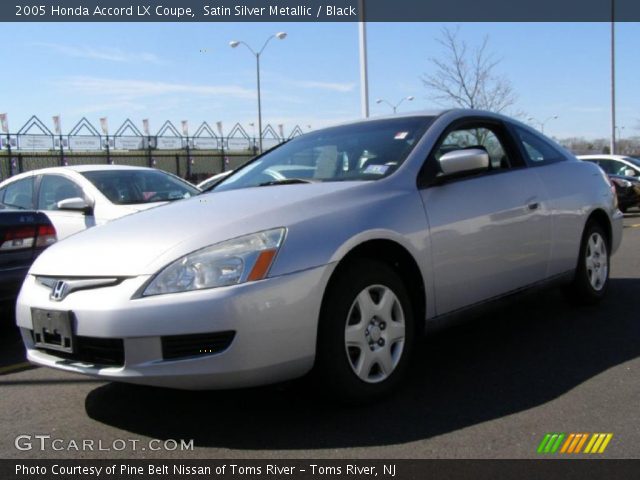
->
<box><xmin>2</xmin><ymin>460</ymin><xmax>640</xmax><ymax>480</ymax></box>
<box><xmin>3</xmin><ymin>0</ymin><xmax>640</xmax><ymax>22</ymax></box>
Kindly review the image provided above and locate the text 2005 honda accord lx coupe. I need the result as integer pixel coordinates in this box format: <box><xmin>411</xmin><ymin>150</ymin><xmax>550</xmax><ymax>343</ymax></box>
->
<box><xmin>16</xmin><ymin>110</ymin><xmax>623</xmax><ymax>401</ymax></box>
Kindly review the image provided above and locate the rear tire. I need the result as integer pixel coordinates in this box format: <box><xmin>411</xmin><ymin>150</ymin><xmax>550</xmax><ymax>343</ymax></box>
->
<box><xmin>315</xmin><ymin>259</ymin><xmax>415</xmax><ymax>403</ymax></box>
<box><xmin>565</xmin><ymin>222</ymin><xmax>610</xmax><ymax>305</ymax></box>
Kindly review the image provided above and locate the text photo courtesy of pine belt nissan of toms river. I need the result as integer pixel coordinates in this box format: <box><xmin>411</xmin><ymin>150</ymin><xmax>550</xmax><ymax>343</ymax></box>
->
<box><xmin>16</xmin><ymin>109</ymin><xmax>623</xmax><ymax>402</ymax></box>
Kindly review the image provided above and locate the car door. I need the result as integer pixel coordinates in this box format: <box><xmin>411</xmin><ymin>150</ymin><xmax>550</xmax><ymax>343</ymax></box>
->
<box><xmin>36</xmin><ymin>174</ymin><xmax>95</xmax><ymax>239</ymax></box>
<box><xmin>418</xmin><ymin>118</ymin><xmax>551</xmax><ymax>315</ymax></box>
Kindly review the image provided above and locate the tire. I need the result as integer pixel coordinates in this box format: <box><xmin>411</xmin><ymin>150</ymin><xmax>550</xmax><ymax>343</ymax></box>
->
<box><xmin>315</xmin><ymin>258</ymin><xmax>415</xmax><ymax>403</ymax></box>
<box><xmin>565</xmin><ymin>221</ymin><xmax>610</xmax><ymax>305</ymax></box>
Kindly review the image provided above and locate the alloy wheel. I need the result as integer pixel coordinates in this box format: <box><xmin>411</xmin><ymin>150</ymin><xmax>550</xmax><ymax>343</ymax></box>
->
<box><xmin>344</xmin><ymin>284</ymin><xmax>406</xmax><ymax>383</ymax></box>
<box><xmin>585</xmin><ymin>232</ymin><xmax>608</xmax><ymax>291</ymax></box>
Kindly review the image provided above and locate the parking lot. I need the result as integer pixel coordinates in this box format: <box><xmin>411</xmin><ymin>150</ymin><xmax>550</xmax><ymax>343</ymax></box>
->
<box><xmin>1</xmin><ymin>213</ymin><xmax>639</xmax><ymax>460</ymax></box>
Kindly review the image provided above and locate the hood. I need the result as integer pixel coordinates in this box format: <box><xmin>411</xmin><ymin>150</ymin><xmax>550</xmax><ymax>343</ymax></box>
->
<box><xmin>30</xmin><ymin>182</ymin><xmax>366</xmax><ymax>276</ymax></box>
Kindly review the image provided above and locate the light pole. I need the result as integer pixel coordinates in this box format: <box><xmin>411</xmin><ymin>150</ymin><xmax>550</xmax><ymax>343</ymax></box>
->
<box><xmin>610</xmin><ymin>3</ymin><xmax>617</xmax><ymax>155</ymax></box>
<box><xmin>359</xmin><ymin>0</ymin><xmax>369</xmax><ymax>118</ymax></box>
<box><xmin>615</xmin><ymin>126</ymin><xmax>625</xmax><ymax>149</ymax></box>
<box><xmin>528</xmin><ymin>115</ymin><xmax>558</xmax><ymax>134</ymax></box>
<box><xmin>230</xmin><ymin>32</ymin><xmax>287</xmax><ymax>153</ymax></box>
<box><xmin>376</xmin><ymin>96</ymin><xmax>415</xmax><ymax>114</ymax></box>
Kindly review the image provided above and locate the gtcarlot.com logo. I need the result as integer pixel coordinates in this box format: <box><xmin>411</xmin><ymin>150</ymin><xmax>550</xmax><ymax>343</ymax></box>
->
<box><xmin>537</xmin><ymin>433</ymin><xmax>613</xmax><ymax>454</ymax></box>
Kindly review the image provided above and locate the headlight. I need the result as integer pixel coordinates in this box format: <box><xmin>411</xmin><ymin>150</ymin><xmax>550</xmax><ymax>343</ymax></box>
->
<box><xmin>141</xmin><ymin>228</ymin><xmax>286</xmax><ymax>296</ymax></box>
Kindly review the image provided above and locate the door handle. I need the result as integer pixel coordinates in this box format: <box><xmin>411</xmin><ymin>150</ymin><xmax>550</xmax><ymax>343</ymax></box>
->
<box><xmin>527</xmin><ymin>202</ymin><xmax>539</xmax><ymax>211</ymax></box>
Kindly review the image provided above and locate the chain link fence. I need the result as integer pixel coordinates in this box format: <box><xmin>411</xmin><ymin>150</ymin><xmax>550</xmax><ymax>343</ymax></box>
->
<box><xmin>0</xmin><ymin>150</ymin><xmax>254</xmax><ymax>185</ymax></box>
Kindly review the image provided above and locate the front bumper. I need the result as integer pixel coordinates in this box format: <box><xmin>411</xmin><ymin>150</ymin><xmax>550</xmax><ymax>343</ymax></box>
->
<box><xmin>16</xmin><ymin>264</ymin><xmax>333</xmax><ymax>389</ymax></box>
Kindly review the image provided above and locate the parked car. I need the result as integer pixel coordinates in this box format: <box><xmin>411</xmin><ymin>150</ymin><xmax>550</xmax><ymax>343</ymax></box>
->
<box><xmin>0</xmin><ymin>166</ymin><xmax>200</xmax><ymax>240</ymax></box>
<box><xmin>0</xmin><ymin>206</ymin><xmax>56</xmax><ymax>303</ymax></box>
<box><xmin>16</xmin><ymin>110</ymin><xmax>623</xmax><ymax>402</ymax></box>
<box><xmin>578</xmin><ymin>154</ymin><xmax>640</xmax><ymax>179</ymax></box>
<box><xmin>608</xmin><ymin>174</ymin><xmax>640</xmax><ymax>213</ymax></box>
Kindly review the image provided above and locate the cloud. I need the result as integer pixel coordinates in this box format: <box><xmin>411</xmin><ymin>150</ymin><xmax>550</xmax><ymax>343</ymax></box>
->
<box><xmin>289</xmin><ymin>80</ymin><xmax>356</xmax><ymax>93</ymax></box>
<box><xmin>32</xmin><ymin>42</ymin><xmax>166</xmax><ymax>65</ymax></box>
<box><xmin>59</xmin><ymin>76</ymin><xmax>256</xmax><ymax>100</ymax></box>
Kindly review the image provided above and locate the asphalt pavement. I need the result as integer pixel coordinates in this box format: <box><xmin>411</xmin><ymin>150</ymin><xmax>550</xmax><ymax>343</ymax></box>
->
<box><xmin>1</xmin><ymin>213</ymin><xmax>639</xmax><ymax>459</ymax></box>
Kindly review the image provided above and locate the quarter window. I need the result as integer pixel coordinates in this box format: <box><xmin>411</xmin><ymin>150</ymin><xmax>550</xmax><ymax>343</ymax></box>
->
<box><xmin>513</xmin><ymin>126</ymin><xmax>565</xmax><ymax>165</ymax></box>
<box><xmin>3</xmin><ymin>177</ymin><xmax>34</xmax><ymax>209</ymax></box>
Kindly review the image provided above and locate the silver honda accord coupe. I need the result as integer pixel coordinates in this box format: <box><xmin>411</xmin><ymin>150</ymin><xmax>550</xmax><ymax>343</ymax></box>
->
<box><xmin>16</xmin><ymin>110</ymin><xmax>623</xmax><ymax>401</ymax></box>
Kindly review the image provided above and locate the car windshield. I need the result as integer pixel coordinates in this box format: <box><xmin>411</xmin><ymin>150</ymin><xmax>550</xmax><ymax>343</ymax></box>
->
<box><xmin>214</xmin><ymin>116</ymin><xmax>434</xmax><ymax>192</ymax></box>
<box><xmin>81</xmin><ymin>169</ymin><xmax>199</xmax><ymax>205</ymax></box>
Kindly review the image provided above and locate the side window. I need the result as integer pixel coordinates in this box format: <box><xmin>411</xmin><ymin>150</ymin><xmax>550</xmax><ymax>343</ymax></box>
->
<box><xmin>596</xmin><ymin>160</ymin><xmax>616</xmax><ymax>174</ymax></box>
<box><xmin>37</xmin><ymin>175</ymin><xmax>84</xmax><ymax>211</ymax></box>
<box><xmin>512</xmin><ymin>126</ymin><xmax>565</xmax><ymax>166</ymax></box>
<box><xmin>3</xmin><ymin>177</ymin><xmax>34</xmax><ymax>209</ymax></box>
<box><xmin>436</xmin><ymin>126</ymin><xmax>511</xmax><ymax>171</ymax></box>
<box><xmin>610</xmin><ymin>161</ymin><xmax>630</xmax><ymax>176</ymax></box>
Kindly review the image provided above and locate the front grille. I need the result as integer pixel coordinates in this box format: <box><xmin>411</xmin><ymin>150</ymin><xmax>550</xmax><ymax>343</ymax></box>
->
<box><xmin>161</xmin><ymin>331</ymin><xmax>235</xmax><ymax>360</ymax></box>
<box><xmin>32</xmin><ymin>332</ymin><xmax>124</xmax><ymax>367</ymax></box>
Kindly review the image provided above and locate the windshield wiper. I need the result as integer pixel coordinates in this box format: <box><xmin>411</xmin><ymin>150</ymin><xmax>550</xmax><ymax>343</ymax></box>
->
<box><xmin>257</xmin><ymin>178</ymin><xmax>316</xmax><ymax>187</ymax></box>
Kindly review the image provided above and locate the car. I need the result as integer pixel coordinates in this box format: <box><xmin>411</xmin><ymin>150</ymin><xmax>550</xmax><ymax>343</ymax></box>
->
<box><xmin>16</xmin><ymin>110</ymin><xmax>623</xmax><ymax>402</ymax></box>
<box><xmin>0</xmin><ymin>206</ymin><xmax>56</xmax><ymax>304</ymax></box>
<box><xmin>608</xmin><ymin>174</ymin><xmax>640</xmax><ymax>213</ymax></box>
<box><xmin>578</xmin><ymin>154</ymin><xmax>640</xmax><ymax>179</ymax></box>
<box><xmin>0</xmin><ymin>165</ymin><xmax>200</xmax><ymax>240</ymax></box>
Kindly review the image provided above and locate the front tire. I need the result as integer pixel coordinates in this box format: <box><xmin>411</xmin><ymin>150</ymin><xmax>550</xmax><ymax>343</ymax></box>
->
<box><xmin>565</xmin><ymin>222</ymin><xmax>610</xmax><ymax>304</ymax></box>
<box><xmin>315</xmin><ymin>259</ymin><xmax>415</xmax><ymax>403</ymax></box>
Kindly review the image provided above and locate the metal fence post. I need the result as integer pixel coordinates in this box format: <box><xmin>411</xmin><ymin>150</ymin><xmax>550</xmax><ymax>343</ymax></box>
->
<box><xmin>105</xmin><ymin>135</ymin><xmax>112</xmax><ymax>164</ymax></box>
<box><xmin>220</xmin><ymin>137</ymin><xmax>226</xmax><ymax>172</ymax></box>
<box><xmin>58</xmin><ymin>134</ymin><xmax>64</xmax><ymax>166</ymax></box>
<box><xmin>147</xmin><ymin>136</ymin><xmax>154</xmax><ymax>168</ymax></box>
<box><xmin>17</xmin><ymin>154</ymin><xmax>23</xmax><ymax>173</ymax></box>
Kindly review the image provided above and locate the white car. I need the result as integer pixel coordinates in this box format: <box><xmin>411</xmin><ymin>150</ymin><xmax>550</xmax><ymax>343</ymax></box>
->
<box><xmin>0</xmin><ymin>165</ymin><xmax>200</xmax><ymax>239</ymax></box>
<box><xmin>578</xmin><ymin>154</ymin><xmax>640</xmax><ymax>179</ymax></box>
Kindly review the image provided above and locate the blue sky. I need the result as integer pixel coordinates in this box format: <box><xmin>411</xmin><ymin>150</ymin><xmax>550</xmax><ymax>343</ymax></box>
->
<box><xmin>2</xmin><ymin>22</ymin><xmax>638</xmax><ymax>139</ymax></box>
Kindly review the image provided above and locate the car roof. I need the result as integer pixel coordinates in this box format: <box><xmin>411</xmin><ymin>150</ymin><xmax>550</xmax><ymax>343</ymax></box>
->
<box><xmin>0</xmin><ymin>165</ymin><xmax>157</xmax><ymax>185</ymax></box>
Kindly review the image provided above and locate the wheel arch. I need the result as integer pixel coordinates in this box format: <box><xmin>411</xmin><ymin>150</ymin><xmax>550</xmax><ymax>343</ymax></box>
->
<box><xmin>585</xmin><ymin>208</ymin><xmax>612</xmax><ymax>248</ymax></box>
<box><xmin>321</xmin><ymin>237</ymin><xmax>427</xmax><ymax>335</ymax></box>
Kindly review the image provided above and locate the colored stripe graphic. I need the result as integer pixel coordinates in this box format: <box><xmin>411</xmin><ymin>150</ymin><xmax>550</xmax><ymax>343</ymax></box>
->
<box><xmin>539</xmin><ymin>433</ymin><xmax>613</xmax><ymax>454</ymax></box>
<box><xmin>537</xmin><ymin>433</ymin><xmax>565</xmax><ymax>453</ymax></box>
<box><xmin>585</xmin><ymin>433</ymin><xmax>614</xmax><ymax>454</ymax></box>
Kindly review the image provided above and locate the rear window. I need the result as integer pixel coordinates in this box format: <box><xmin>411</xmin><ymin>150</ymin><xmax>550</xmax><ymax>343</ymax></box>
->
<box><xmin>82</xmin><ymin>170</ymin><xmax>199</xmax><ymax>205</ymax></box>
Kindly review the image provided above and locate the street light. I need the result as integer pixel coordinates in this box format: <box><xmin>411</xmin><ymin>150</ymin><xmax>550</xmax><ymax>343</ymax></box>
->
<box><xmin>375</xmin><ymin>96</ymin><xmax>415</xmax><ymax>114</ymax></box>
<box><xmin>230</xmin><ymin>32</ymin><xmax>287</xmax><ymax>153</ymax></box>
<box><xmin>527</xmin><ymin>115</ymin><xmax>558</xmax><ymax>134</ymax></box>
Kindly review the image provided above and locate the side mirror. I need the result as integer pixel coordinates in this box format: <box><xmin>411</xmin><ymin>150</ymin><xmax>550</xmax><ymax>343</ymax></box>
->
<box><xmin>623</xmin><ymin>168</ymin><xmax>637</xmax><ymax>178</ymax></box>
<box><xmin>439</xmin><ymin>148</ymin><xmax>490</xmax><ymax>176</ymax></box>
<box><xmin>57</xmin><ymin>197</ymin><xmax>92</xmax><ymax>213</ymax></box>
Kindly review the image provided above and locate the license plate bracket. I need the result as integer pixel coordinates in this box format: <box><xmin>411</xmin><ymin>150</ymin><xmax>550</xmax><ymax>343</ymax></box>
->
<box><xmin>32</xmin><ymin>308</ymin><xmax>74</xmax><ymax>353</ymax></box>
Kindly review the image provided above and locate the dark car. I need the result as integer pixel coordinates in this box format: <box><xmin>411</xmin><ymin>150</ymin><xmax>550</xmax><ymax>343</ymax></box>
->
<box><xmin>609</xmin><ymin>174</ymin><xmax>640</xmax><ymax>213</ymax></box>
<box><xmin>0</xmin><ymin>206</ymin><xmax>57</xmax><ymax>304</ymax></box>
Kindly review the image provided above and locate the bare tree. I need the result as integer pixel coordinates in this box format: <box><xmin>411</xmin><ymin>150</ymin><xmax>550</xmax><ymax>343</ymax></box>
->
<box><xmin>422</xmin><ymin>27</ymin><xmax>517</xmax><ymax>113</ymax></box>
